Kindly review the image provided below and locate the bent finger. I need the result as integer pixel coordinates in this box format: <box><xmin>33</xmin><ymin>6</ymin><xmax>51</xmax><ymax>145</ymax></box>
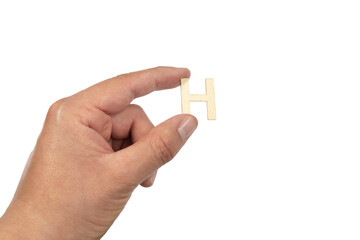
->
<box><xmin>111</xmin><ymin>104</ymin><xmax>158</xmax><ymax>186</ymax></box>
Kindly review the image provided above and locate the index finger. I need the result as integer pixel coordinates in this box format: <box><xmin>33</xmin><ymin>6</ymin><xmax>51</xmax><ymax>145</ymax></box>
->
<box><xmin>75</xmin><ymin>66</ymin><xmax>191</xmax><ymax>114</ymax></box>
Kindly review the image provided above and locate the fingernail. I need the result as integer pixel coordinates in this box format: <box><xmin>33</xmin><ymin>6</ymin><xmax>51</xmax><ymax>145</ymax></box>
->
<box><xmin>178</xmin><ymin>116</ymin><xmax>197</xmax><ymax>140</ymax></box>
<box><xmin>150</xmin><ymin>173</ymin><xmax>157</xmax><ymax>185</ymax></box>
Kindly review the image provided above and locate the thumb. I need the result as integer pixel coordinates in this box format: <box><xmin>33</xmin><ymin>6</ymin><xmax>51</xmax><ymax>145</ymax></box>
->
<box><xmin>112</xmin><ymin>114</ymin><xmax>198</xmax><ymax>186</ymax></box>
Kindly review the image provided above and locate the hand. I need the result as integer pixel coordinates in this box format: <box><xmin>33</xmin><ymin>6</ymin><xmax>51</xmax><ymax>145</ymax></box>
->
<box><xmin>0</xmin><ymin>67</ymin><xmax>198</xmax><ymax>240</ymax></box>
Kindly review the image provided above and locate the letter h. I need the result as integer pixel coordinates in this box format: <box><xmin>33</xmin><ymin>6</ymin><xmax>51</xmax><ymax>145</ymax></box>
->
<box><xmin>181</xmin><ymin>78</ymin><xmax>216</xmax><ymax>120</ymax></box>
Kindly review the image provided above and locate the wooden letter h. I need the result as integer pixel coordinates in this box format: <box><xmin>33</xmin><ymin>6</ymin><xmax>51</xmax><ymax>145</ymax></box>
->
<box><xmin>181</xmin><ymin>78</ymin><xmax>216</xmax><ymax>120</ymax></box>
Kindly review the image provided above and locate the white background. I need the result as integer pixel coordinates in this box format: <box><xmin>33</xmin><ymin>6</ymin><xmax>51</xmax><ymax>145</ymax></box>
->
<box><xmin>1</xmin><ymin>1</ymin><xmax>360</xmax><ymax>239</ymax></box>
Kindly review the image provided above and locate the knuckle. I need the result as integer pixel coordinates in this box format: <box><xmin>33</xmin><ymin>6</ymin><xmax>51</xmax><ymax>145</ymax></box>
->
<box><xmin>46</xmin><ymin>98</ymin><xmax>71</xmax><ymax>123</ymax></box>
<box><xmin>47</xmin><ymin>98</ymin><xmax>66</xmax><ymax>116</ymax></box>
<box><xmin>150</xmin><ymin>135</ymin><xmax>175</xmax><ymax>166</ymax></box>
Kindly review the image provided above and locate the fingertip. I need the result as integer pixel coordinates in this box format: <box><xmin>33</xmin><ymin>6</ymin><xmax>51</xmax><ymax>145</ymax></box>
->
<box><xmin>155</xmin><ymin>66</ymin><xmax>190</xmax><ymax>78</ymax></box>
<box><xmin>140</xmin><ymin>181</ymin><xmax>154</xmax><ymax>188</ymax></box>
<box><xmin>182</xmin><ymin>114</ymin><xmax>198</xmax><ymax>128</ymax></box>
<box><xmin>189</xmin><ymin>114</ymin><xmax>198</xmax><ymax>126</ymax></box>
<box><xmin>177</xmin><ymin>114</ymin><xmax>198</xmax><ymax>140</ymax></box>
<box><xmin>180</xmin><ymin>67</ymin><xmax>191</xmax><ymax>78</ymax></box>
<box><xmin>181</xmin><ymin>113</ymin><xmax>198</xmax><ymax>125</ymax></box>
<box><xmin>140</xmin><ymin>172</ymin><xmax>157</xmax><ymax>188</ymax></box>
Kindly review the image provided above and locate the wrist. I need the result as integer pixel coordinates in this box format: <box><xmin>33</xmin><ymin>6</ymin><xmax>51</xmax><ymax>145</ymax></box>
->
<box><xmin>0</xmin><ymin>199</ymin><xmax>56</xmax><ymax>240</ymax></box>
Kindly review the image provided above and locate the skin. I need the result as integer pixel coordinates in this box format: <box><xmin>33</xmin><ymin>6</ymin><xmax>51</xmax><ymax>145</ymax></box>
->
<box><xmin>0</xmin><ymin>67</ymin><xmax>198</xmax><ymax>240</ymax></box>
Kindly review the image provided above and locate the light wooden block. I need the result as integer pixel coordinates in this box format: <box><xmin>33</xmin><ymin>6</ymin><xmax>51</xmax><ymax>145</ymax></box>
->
<box><xmin>181</xmin><ymin>78</ymin><xmax>216</xmax><ymax>120</ymax></box>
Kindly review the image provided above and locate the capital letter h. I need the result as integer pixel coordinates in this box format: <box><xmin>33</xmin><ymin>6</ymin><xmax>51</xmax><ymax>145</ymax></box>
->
<box><xmin>181</xmin><ymin>78</ymin><xmax>216</xmax><ymax>120</ymax></box>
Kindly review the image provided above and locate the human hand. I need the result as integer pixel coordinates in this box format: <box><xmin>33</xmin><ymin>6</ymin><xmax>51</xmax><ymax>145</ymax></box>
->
<box><xmin>0</xmin><ymin>67</ymin><xmax>198</xmax><ymax>240</ymax></box>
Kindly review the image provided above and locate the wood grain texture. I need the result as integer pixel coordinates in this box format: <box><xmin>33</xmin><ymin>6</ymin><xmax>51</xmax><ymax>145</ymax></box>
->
<box><xmin>180</xmin><ymin>78</ymin><xmax>216</xmax><ymax>120</ymax></box>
